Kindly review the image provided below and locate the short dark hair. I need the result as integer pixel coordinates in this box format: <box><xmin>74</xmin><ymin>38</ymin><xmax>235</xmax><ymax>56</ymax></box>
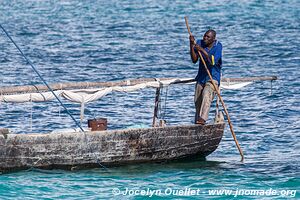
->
<box><xmin>207</xmin><ymin>29</ymin><xmax>216</xmax><ymax>38</ymax></box>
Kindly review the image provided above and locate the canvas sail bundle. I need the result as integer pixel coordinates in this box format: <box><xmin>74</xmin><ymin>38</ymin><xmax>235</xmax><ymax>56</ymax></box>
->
<box><xmin>0</xmin><ymin>78</ymin><xmax>255</xmax><ymax>104</ymax></box>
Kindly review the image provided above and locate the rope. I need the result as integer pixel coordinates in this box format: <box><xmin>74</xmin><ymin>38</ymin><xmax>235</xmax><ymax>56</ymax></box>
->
<box><xmin>80</xmin><ymin>102</ymin><xmax>85</xmax><ymax>126</ymax></box>
<box><xmin>270</xmin><ymin>80</ymin><xmax>273</xmax><ymax>95</ymax></box>
<box><xmin>164</xmin><ymin>87</ymin><xmax>168</xmax><ymax>119</ymax></box>
<box><xmin>58</xmin><ymin>91</ymin><xmax>61</xmax><ymax>118</ymax></box>
<box><xmin>0</xmin><ymin>90</ymin><xmax>2</xmax><ymax>108</ymax></box>
<box><xmin>30</xmin><ymin>94</ymin><xmax>33</xmax><ymax>132</ymax></box>
<box><xmin>160</xmin><ymin>86</ymin><xmax>169</xmax><ymax>120</ymax></box>
<box><xmin>0</xmin><ymin>24</ymin><xmax>84</xmax><ymax>132</ymax></box>
<box><xmin>0</xmin><ymin>24</ymin><xmax>107</xmax><ymax>170</ymax></box>
<box><xmin>83</xmin><ymin>133</ymin><xmax>108</xmax><ymax>170</ymax></box>
<box><xmin>157</xmin><ymin>87</ymin><xmax>162</xmax><ymax>120</ymax></box>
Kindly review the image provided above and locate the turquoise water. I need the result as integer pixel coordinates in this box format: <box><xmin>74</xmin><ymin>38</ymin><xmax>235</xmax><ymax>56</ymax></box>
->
<box><xmin>0</xmin><ymin>0</ymin><xmax>299</xmax><ymax>199</ymax></box>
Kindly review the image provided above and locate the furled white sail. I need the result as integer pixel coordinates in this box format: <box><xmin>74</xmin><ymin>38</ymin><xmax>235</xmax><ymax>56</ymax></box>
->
<box><xmin>0</xmin><ymin>78</ymin><xmax>253</xmax><ymax>104</ymax></box>
<box><xmin>220</xmin><ymin>81</ymin><xmax>253</xmax><ymax>90</ymax></box>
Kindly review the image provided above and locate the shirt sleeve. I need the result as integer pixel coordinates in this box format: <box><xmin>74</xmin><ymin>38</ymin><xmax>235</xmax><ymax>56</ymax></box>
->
<box><xmin>193</xmin><ymin>39</ymin><xmax>202</xmax><ymax>54</ymax></box>
<box><xmin>209</xmin><ymin>42</ymin><xmax>222</xmax><ymax>66</ymax></box>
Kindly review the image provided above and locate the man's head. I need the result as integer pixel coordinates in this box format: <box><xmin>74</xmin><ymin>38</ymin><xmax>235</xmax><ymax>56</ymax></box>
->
<box><xmin>203</xmin><ymin>29</ymin><xmax>216</xmax><ymax>47</ymax></box>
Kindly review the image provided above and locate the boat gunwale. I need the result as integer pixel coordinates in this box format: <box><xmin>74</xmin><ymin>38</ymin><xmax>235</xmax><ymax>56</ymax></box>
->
<box><xmin>1</xmin><ymin>122</ymin><xmax>225</xmax><ymax>138</ymax></box>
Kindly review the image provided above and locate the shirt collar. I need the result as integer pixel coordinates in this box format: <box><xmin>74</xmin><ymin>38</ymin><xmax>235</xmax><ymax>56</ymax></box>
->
<box><xmin>202</xmin><ymin>40</ymin><xmax>218</xmax><ymax>50</ymax></box>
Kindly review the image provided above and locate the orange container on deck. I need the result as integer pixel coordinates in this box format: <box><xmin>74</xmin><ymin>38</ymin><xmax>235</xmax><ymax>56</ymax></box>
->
<box><xmin>88</xmin><ymin>118</ymin><xmax>107</xmax><ymax>131</ymax></box>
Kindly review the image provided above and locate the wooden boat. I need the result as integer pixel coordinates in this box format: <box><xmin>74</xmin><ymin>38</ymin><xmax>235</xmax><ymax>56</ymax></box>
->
<box><xmin>0</xmin><ymin>123</ymin><xmax>225</xmax><ymax>172</ymax></box>
<box><xmin>0</xmin><ymin>76</ymin><xmax>276</xmax><ymax>173</ymax></box>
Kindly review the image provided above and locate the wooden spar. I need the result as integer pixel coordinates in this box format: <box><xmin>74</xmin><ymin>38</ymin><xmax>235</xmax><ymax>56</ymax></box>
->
<box><xmin>0</xmin><ymin>76</ymin><xmax>277</xmax><ymax>95</ymax></box>
<box><xmin>0</xmin><ymin>78</ymin><xmax>172</xmax><ymax>95</ymax></box>
<box><xmin>184</xmin><ymin>16</ymin><xmax>245</xmax><ymax>161</ymax></box>
<box><xmin>222</xmin><ymin>76</ymin><xmax>277</xmax><ymax>82</ymax></box>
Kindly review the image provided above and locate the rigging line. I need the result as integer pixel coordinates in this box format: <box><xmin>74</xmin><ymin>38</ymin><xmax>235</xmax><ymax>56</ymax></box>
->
<box><xmin>157</xmin><ymin>86</ymin><xmax>163</xmax><ymax>119</ymax></box>
<box><xmin>0</xmin><ymin>24</ymin><xmax>107</xmax><ymax>170</ymax></box>
<box><xmin>270</xmin><ymin>80</ymin><xmax>273</xmax><ymax>95</ymax></box>
<box><xmin>162</xmin><ymin>86</ymin><xmax>168</xmax><ymax>120</ymax></box>
<box><xmin>83</xmin><ymin>133</ymin><xmax>108</xmax><ymax>170</ymax></box>
<box><xmin>0</xmin><ymin>24</ymin><xmax>84</xmax><ymax>132</ymax></box>
<box><xmin>30</xmin><ymin>94</ymin><xmax>33</xmax><ymax>132</ymax></box>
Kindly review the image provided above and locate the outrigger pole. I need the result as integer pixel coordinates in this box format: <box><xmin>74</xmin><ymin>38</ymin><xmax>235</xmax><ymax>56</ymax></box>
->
<box><xmin>0</xmin><ymin>24</ymin><xmax>84</xmax><ymax>132</ymax></box>
<box><xmin>184</xmin><ymin>17</ymin><xmax>245</xmax><ymax>161</ymax></box>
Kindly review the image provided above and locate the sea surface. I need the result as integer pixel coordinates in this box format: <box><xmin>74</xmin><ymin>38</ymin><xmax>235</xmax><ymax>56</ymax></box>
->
<box><xmin>0</xmin><ymin>0</ymin><xmax>299</xmax><ymax>199</ymax></box>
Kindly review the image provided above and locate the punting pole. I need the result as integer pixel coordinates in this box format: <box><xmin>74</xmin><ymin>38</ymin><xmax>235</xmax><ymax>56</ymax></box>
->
<box><xmin>0</xmin><ymin>24</ymin><xmax>84</xmax><ymax>132</ymax></box>
<box><xmin>184</xmin><ymin>17</ymin><xmax>244</xmax><ymax>161</ymax></box>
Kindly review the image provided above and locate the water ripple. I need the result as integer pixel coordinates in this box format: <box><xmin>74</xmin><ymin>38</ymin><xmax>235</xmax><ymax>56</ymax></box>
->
<box><xmin>0</xmin><ymin>0</ymin><xmax>299</xmax><ymax>199</ymax></box>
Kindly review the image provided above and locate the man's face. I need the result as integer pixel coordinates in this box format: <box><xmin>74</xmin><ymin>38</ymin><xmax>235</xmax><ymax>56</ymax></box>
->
<box><xmin>203</xmin><ymin>31</ymin><xmax>215</xmax><ymax>47</ymax></box>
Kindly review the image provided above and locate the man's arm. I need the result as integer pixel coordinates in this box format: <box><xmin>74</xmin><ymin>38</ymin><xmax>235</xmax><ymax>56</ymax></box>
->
<box><xmin>195</xmin><ymin>42</ymin><xmax>222</xmax><ymax>67</ymax></box>
<box><xmin>189</xmin><ymin>35</ymin><xmax>198</xmax><ymax>63</ymax></box>
<box><xmin>194</xmin><ymin>44</ymin><xmax>212</xmax><ymax>65</ymax></box>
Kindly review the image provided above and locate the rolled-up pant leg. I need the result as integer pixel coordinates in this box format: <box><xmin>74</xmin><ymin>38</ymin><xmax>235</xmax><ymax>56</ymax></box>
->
<box><xmin>195</xmin><ymin>81</ymin><xmax>218</xmax><ymax>122</ymax></box>
<box><xmin>194</xmin><ymin>83</ymin><xmax>204</xmax><ymax>123</ymax></box>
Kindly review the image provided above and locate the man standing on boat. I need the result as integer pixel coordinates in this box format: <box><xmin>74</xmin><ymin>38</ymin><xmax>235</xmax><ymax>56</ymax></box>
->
<box><xmin>189</xmin><ymin>29</ymin><xmax>222</xmax><ymax>125</ymax></box>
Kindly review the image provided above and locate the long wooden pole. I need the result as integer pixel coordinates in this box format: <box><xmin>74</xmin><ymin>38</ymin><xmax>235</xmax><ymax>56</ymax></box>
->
<box><xmin>184</xmin><ymin>16</ymin><xmax>244</xmax><ymax>161</ymax></box>
<box><xmin>0</xmin><ymin>76</ymin><xmax>277</xmax><ymax>95</ymax></box>
<box><xmin>0</xmin><ymin>78</ymin><xmax>171</xmax><ymax>95</ymax></box>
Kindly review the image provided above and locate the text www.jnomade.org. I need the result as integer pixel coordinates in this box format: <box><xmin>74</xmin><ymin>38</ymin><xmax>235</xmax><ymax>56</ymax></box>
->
<box><xmin>112</xmin><ymin>187</ymin><xmax>297</xmax><ymax>198</ymax></box>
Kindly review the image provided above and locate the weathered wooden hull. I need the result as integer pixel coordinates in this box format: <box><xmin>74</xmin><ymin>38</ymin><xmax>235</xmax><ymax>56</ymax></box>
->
<box><xmin>0</xmin><ymin>123</ymin><xmax>225</xmax><ymax>173</ymax></box>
